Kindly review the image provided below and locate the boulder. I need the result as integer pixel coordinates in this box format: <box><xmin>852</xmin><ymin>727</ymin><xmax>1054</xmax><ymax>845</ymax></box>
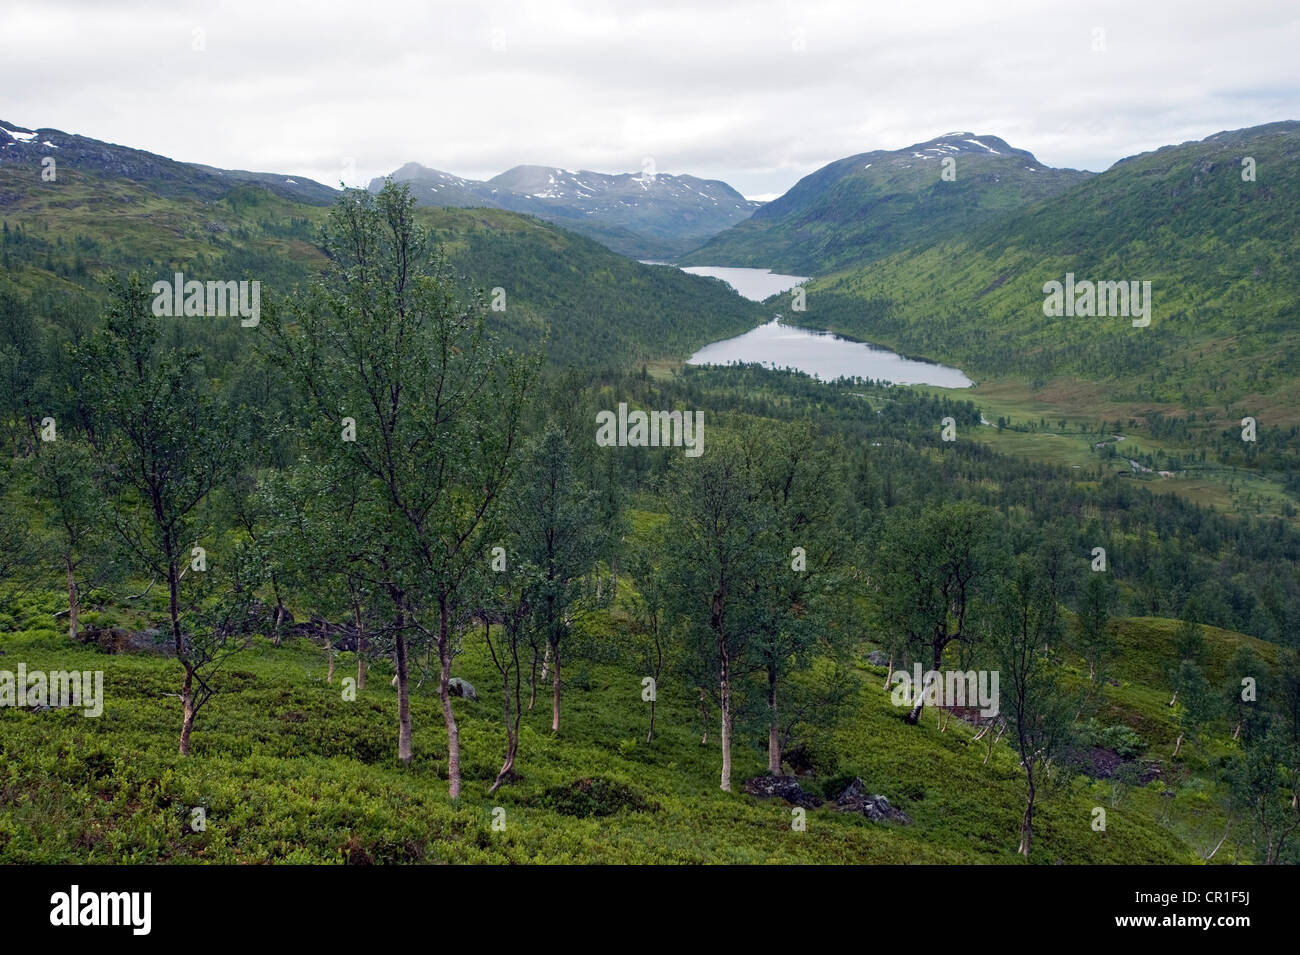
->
<box><xmin>79</xmin><ymin>624</ymin><xmax>171</xmax><ymax>655</ymax></box>
<box><xmin>743</xmin><ymin>774</ymin><xmax>823</xmax><ymax>808</ymax></box>
<box><xmin>834</xmin><ymin>778</ymin><xmax>911</xmax><ymax>824</ymax></box>
<box><xmin>866</xmin><ymin>650</ymin><xmax>890</xmax><ymax>667</ymax></box>
<box><xmin>448</xmin><ymin>677</ymin><xmax>478</xmax><ymax>701</ymax></box>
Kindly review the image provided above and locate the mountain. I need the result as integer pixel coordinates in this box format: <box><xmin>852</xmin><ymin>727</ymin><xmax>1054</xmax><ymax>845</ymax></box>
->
<box><xmin>0</xmin><ymin>120</ymin><xmax>338</xmax><ymax>205</ymax></box>
<box><xmin>0</xmin><ymin>125</ymin><xmax>763</xmax><ymax>370</ymax></box>
<box><xmin>680</xmin><ymin>133</ymin><xmax>1092</xmax><ymax>275</ymax></box>
<box><xmin>796</xmin><ymin>121</ymin><xmax>1300</xmax><ymax>417</ymax></box>
<box><xmin>370</xmin><ymin>161</ymin><xmax>761</xmax><ymax>260</ymax></box>
<box><xmin>373</xmin><ymin>162</ymin><xmax>497</xmax><ymax>208</ymax></box>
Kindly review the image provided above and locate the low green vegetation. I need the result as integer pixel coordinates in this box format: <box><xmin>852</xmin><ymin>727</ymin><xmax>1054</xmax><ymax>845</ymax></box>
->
<box><xmin>3</xmin><ymin>179</ymin><xmax>1298</xmax><ymax>866</ymax></box>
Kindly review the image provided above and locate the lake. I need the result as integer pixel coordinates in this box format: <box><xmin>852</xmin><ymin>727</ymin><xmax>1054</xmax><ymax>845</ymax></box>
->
<box><xmin>678</xmin><ymin>267</ymin><xmax>974</xmax><ymax>388</ymax></box>
<box><xmin>677</xmin><ymin>265</ymin><xmax>809</xmax><ymax>302</ymax></box>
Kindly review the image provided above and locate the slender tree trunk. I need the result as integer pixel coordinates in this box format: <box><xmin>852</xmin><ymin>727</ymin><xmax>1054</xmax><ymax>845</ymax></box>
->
<box><xmin>699</xmin><ymin>688</ymin><xmax>709</xmax><ymax>744</ymax></box>
<box><xmin>354</xmin><ymin>599</ymin><xmax>367</xmax><ymax>690</ymax></box>
<box><xmin>1233</xmin><ymin>721</ymin><xmax>1241</xmax><ymax>741</ymax></box>
<box><xmin>490</xmin><ymin>732</ymin><xmax>518</xmax><ymax>796</ymax></box>
<box><xmin>438</xmin><ymin>596</ymin><xmax>461</xmax><ymax>798</ymax></box>
<box><xmin>271</xmin><ymin>599</ymin><xmax>285</xmax><ymax>648</ymax></box>
<box><xmin>168</xmin><ymin>558</ymin><xmax>197</xmax><ymax>757</ymax></box>
<box><xmin>767</xmin><ymin>666</ymin><xmax>780</xmax><ymax>774</ymax></box>
<box><xmin>65</xmin><ymin>558</ymin><xmax>78</xmax><ymax>642</ymax></box>
<box><xmin>326</xmin><ymin>638</ymin><xmax>335</xmax><ymax>683</ymax></box>
<box><xmin>882</xmin><ymin>652</ymin><xmax>892</xmax><ymax>690</ymax></box>
<box><xmin>1206</xmin><ymin>818</ymin><xmax>1231</xmax><ymax>860</ymax></box>
<box><xmin>906</xmin><ymin>645</ymin><xmax>944</xmax><ymax>724</ymax></box>
<box><xmin>489</xmin><ymin>621</ymin><xmax>522</xmax><ymax>795</ymax></box>
<box><xmin>550</xmin><ymin>640</ymin><xmax>561</xmax><ymax>733</ymax></box>
<box><xmin>540</xmin><ymin>643</ymin><xmax>551</xmax><ymax>682</ymax></box>
<box><xmin>906</xmin><ymin>677</ymin><xmax>928</xmax><ymax>724</ymax></box>
<box><xmin>527</xmin><ymin>643</ymin><xmax>538</xmax><ymax>711</ymax></box>
<box><xmin>646</xmin><ymin>639</ymin><xmax>659</xmax><ymax>744</ymax></box>
<box><xmin>1018</xmin><ymin>768</ymin><xmax>1036</xmax><ymax>857</ymax></box>
<box><xmin>1173</xmin><ymin>733</ymin><xmax>1183</xmax><ymax>757</ymax></box>
<box><xmin>179</xmin><ymin>665</ymin><xmax>196</xmax><ymax>757</ymax></box>
<box><xmin>394</xmin><ymin>608</ymin><xmax>413</xmax><ymax>765</ymax></box>
<box><xmin>719</xmin><ymin>636</ymin><xmax>732</xmax><ymax>792</ymax></box>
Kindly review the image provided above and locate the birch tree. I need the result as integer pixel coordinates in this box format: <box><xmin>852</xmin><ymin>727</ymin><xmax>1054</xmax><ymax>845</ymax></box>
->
<box><xmin>79</xmin><ymin>276</ymin><xmax>239</xmax><ymax>755</ymax></box>
<box><xmin>991</xmin><ymin>552</ymin><xmax>1075</xmax><ymax>858</ymax></box>
<box><xmin>263</xmin><ymin>182</ymin><xmax>534</xmax><ymax>796</ymax></box>
<box><xmin>30</xmin><ymin>439</ymin><xmax>104</xmax><ymax>641</ymax></box>
<box><xmin>875</xmin><ymin>502</ymin><xmax>995</xmax><ymax>724</ymax></box>
<box><xmin>664</xmin><ymin>429</ymin><xmax>774</xmax><ymax>792</ymax></box>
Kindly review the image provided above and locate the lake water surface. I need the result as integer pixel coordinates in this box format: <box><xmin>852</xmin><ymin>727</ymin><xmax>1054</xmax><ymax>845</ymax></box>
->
<box><xmin>679</xmin><ymin>267</ymin><xmax>973</xmax><ymax>388</ymax></box>
<box><xmin>677</xmin><ymin>265</ymin><xmax>809</xmax><ymax>301</ymax></box>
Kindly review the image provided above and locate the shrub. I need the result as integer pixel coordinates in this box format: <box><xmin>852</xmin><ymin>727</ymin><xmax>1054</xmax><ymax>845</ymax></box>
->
<box><xmin>1079</xmin><ymin>719</ymin><xmax>1144</xmax><ymax>758</ymax></box>
<box><xmin>536</xmin><ymin>777</ymin><xmax>654</xmax><ymax>818</ymax></box>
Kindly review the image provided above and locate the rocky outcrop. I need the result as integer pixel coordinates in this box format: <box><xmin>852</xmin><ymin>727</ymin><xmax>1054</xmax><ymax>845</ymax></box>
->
<box><xmin>78</xmin><ymin>625</ymin><xmax>170</xmax><ymax>655</ymax></box>
<box><xmin>833</xmin><ymin>778</ymin><xmax>912</xmax><ymax>824</ymax></box>
<box><xmin>448</xmin><ymin>677</ymin><xmax>478</xmax><ymax>701</ymax></box>
<box><xmin>743</xmin><ymin>775</ymin><xmax>823</xmax><ymax>807</ymax></box>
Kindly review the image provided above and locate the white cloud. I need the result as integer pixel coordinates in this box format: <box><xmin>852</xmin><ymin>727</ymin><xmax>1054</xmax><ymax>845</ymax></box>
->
<box><xmin>2</xmin><ymin>0</ymin><xmax>1296</xmax><ymax>196</ymax></box>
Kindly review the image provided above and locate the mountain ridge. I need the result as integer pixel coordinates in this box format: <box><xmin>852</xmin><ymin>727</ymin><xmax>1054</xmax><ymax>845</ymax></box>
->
<box><xmin>371</xmin><ymin>160</ymin><xmax>761</xmax><ymax>259</ymax></box>
<box><xmin>795</xmin><ymin>120</ymin><xmax>1300</xmax><ymax>417</ymax></box>
<box><xmin>0</xmin><ymin>119</ymin><xmax>339</xmax><ymax>206</ymax></box>
<box><xmin>680</xmin><ymin>132</ymin><xmax>1094</xmax><ymax>274</ymax></box>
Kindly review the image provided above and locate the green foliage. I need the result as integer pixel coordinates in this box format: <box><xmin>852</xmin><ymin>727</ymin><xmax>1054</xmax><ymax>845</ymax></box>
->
<box><xmin>799</xmin><ymin>123</ymin><xmax>1300</xmax><ymax>419</ymax></box>
<box><xmin>536</xmin><ymin>777</ymin><xmax>655</xmax><ymax>818</ymax></box>
<box><xmin>5</xmin><ymin>131</ymin><xmax>1299</xmax><ymax>864</ymax></box>
<box><xmin>683</xmin><ymin>137</ymin><xmax>1090</xmax><ymax>275</ymax></box>
<box><xmin>1079</xmin><ymin>720</ymin><xmax>1145</xmax><ymax>759</ymax></box>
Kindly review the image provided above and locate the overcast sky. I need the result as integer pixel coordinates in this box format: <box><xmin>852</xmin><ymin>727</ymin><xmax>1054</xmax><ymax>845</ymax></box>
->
<box><xmin>3</xmin><ymin>0</ymin><xmax>1297</xmax><ymax>199</ymax></box>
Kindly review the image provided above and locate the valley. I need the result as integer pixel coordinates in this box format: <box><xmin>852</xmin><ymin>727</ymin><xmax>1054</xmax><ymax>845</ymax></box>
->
<box><xmin>2</xmin><ymin>114</ymin><xmax>1298</xmax><ymax>872</ymax></box>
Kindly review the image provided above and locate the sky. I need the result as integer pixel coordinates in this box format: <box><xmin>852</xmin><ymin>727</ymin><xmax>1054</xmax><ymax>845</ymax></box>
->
<box><xmin>3</xmin><ymin>0</ymin><xmax>1297</xmax><ymax>199</ymax></box>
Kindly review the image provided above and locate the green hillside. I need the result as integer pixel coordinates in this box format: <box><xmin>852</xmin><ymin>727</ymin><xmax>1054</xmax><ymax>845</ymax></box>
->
<box><xmin>0</xmin><ymin>574</ymin><xmax>1244</xmax><ymax>865</ymax></box>
<box><xmin>681</xmin><ymin>133</ymin><xmax>1091</xmax><ymax>274</ymax></box>
<box><xmin>799</xmin><ymin>123</ymin><xmax>1300</xmax><ymax>415</ymax></box>
<box><xmin>3</xmin><ymin>148</ymin><xmax>1298</xmax><ymax>869</ymax></box>
<box><xmin>0</xmin><ymin>163</ymin><xmax>763</xmax><ymax>369</ymax></box>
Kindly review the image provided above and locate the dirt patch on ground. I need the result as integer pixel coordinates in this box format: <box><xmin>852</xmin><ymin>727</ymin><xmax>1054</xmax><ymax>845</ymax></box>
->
<box><xmin>1067</xmin><ymin>745</ymin><xmax>1162</xmax><ymax>783</ymax></box>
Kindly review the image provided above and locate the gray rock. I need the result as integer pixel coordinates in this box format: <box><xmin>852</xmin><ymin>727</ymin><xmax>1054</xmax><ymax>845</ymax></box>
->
<box><xmin>834</xmin><ymin>778</ymin><xmax>911</xmax><ymax>824</ymax></box>
<box><xmin>79</xmin><ymin>625</ymin><xmax>171</xmax><ymax>655</ymax></box>
<box><xmin>866</xmin><ymin>650</ymin><xmax>890</xmax><ymax>667</ymax></box>
<box><xmin>448</xmin><ymin>677</ymin><xmax>478</xmax><ymax>701</ymax></box>
<box><xmin>743</xmin><ymin>775</ymin><xmax>823</xmax><ymax>808</ymax></box>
